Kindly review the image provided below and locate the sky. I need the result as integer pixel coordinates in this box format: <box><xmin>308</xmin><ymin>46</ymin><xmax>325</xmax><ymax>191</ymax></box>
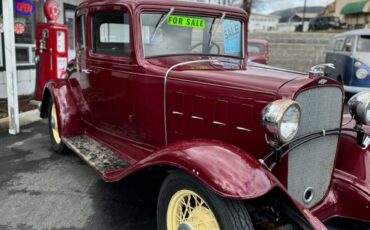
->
<box><xmin>252</xmin><ymin>0</ymin><xmax>334</xmax><ymax>14</ymax></box>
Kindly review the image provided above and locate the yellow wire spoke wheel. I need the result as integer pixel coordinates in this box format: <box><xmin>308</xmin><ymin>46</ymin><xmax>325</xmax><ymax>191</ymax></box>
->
<box><xmin>167</xmin><ymin>189</ymin><xmax>220</xmax><ymax>230</ymax></box>
<box><xmin>51</xmin><ymin>103</ymin><xmax>61</xmax><ymax>144</ymax></box>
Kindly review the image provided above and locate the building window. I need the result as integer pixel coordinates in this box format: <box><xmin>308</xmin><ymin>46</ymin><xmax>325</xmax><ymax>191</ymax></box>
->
<box><xmin>15</xmin><ymin>45</ymin><xmax>35</xmax><ymax>66</ymax></box>
<box><xmin>14</xmin><ymin>1</ymin><xmax>36</xmax><ymax>44</ymax></box>
<box><xmin>64</xmin><ymin>3</ymin><xmax>77</xmax><ymax>50</ymax></box>
<box><xmin>14</xmin><ymin>0</ymin><xmax>37</xmax><ymax>67</ymax></box>
<box><xmin>77</xmin><ymin>15</ymin><xmax>86</xmax><ymax>50</ymax></box>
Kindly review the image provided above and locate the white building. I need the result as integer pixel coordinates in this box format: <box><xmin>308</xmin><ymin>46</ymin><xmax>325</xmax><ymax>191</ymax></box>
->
<box><xmin>0</xmin><ymin>0</ymin><xmax>84</xmax><ymax>98</ymax></box>
<box><xmin>249</xmin><ymin>13</ymin><xmax>280</xmax><ymax>32</ymax></box>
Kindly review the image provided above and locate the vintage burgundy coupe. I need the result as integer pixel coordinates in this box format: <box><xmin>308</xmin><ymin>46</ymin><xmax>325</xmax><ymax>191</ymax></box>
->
<box><xmin>248</xmin><ymin>39</ymin><xmax>269</xmax><ymax>64</ymax></box>
<box><xmin>37</xmin><ymin>0</ymin><xmax>370</xmax><ymax>229</ymax></box>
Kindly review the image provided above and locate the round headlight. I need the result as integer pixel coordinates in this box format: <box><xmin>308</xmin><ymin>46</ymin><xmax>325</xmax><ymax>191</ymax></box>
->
<box><xmin>348</xmin><ymin>92</ymin><xmax>370</xmax><ymax>125</ymax></box>
<box><xmin>262</xmin><ymin>100</ymin><xmax>301</xmax><ymax>143</ymax></box>
<box><xmin>354</xmin><ymin>61</ymin><xmax>362</xmax><ymax>68</ymax></box>
<box><xmin>356</xmin><ymin>68</ymin><xmax>368</xmax><ymax>80</ymax></box>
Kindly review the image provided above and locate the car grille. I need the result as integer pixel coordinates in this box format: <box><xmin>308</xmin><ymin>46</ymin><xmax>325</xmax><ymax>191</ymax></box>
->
<box><xmin>287</xmin><ymin>87</ymin><xmax>342</xmax><ymax>208</ymax></box>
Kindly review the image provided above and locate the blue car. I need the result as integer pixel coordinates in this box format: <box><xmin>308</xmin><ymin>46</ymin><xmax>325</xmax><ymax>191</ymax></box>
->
<box><xmin>326</xmin><ymin>29</ymin><xmax>370</xmax><ymax>93</ymax></box>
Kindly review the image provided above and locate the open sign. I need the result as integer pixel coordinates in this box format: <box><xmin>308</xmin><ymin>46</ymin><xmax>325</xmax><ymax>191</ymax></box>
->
<box><xmin>16</xmin><ymin>0</ymin><xmax>35</xmax><ymax>16</ymax></box>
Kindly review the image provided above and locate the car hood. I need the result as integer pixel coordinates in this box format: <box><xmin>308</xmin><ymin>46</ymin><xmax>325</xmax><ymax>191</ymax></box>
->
<box><xmin>167</xmin><ymin>61</ymin><xmax>307</xmax><ymax>95</ymax></box>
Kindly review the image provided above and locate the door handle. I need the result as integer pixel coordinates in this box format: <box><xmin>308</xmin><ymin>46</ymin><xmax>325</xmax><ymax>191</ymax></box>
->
<box><xmin>82</xmin><ymin>69</ymin><xmax>91</xmax><ymax>74</ymax></box>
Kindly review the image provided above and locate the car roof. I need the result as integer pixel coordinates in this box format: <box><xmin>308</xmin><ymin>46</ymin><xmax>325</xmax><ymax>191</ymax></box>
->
<box><xmin>79</xmin><ymin>0</ymin><xmax>247</xmax><ymax>16</ymax></box>
<box><xmin>334</xmin><ymin>29</ymin><xmax>370</xmax><ymax>38</ymax></box>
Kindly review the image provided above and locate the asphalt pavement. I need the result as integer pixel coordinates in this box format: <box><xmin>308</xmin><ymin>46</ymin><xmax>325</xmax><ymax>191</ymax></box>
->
<box><xmin>0</xmin><ymin>120</ymin><xmax>157</xmax><ymax>230</ymax></box>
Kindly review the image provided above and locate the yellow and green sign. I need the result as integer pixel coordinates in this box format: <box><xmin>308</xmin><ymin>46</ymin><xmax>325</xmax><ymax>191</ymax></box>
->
<box><xmin>167</xmin><ymin>16</ymin><xmax>205</xmax><ymax>29</ymax></box>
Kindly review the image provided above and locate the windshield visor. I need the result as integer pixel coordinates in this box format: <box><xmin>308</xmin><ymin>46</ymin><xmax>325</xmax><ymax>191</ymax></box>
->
<box><xmin>141</xmin><ymin>13</ymin><xmax>243</xmax><ymax>58</ymax></box>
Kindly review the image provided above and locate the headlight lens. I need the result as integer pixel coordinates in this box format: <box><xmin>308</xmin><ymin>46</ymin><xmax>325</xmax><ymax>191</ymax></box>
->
<box><xmin>354</xmin><ymin>61</ymin><xmax>362</xmax><ymax>68</ymax></box>
<box><xmin>262</xmin><ymin>100</ymin><xmax>301</xmax><ymax>143</ymax></box>
<box><xmin>356</xmin><ymin>68</ymin><xmax>368</xmax><ymax>80</ymax></box>
<box><xmin>348</xmin><ymin>92</ymin><xmax>370</xmax><ymax>125</ymax></box>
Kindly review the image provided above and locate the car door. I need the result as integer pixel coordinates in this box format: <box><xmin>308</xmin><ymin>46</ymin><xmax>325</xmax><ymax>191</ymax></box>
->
<box><xmin>69</xmin><ymin>10</ymin><xmax>96</xmax><ymax>124</ymax></box>
<box><xmin>84</xmin><ymin>5</ymin><xmax>138</xmax><ymax>141</ymax></box>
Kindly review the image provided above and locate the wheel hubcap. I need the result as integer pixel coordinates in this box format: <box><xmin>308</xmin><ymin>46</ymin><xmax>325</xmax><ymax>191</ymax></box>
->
<box><xmin>178</xmin><ymin>223</ymin><xmax>192</xmax><ymax>230</ymax></box>
<box><xmin>51</xmin><ymin>103</ymin><xmax>61</xmax><ymax>144</ymax></box>
<box><xmin>167</xmin><ymin>189</ymin><xmax>220</xmax><ymax>230</ymax></box>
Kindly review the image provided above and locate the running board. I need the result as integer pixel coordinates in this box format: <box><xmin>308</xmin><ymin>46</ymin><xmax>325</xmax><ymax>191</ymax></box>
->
<box><xmin>63</xmin><ymin>135</ymin><xmax>130</xmax><ymax>176</ymax></box>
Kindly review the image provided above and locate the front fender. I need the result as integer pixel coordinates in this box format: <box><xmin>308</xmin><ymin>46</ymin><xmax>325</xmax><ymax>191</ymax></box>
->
<box><xmin>105</xmin><ymin>139</ymin><xmax>326</xmax><ymax>228</ymax></box>
<box><xmin>42</xmin><ymin>80</ymin><xmax>83</xmax><ymax>137</ymax></box>
<box><xmin>110</xmin><ymin>139</ymin><xmax>283</xmax><ymax>199</ymax></box>
<box><xmin>337</xmin><ymin>115</ymin><xmax>370</xmax><ymax>193</ymax></box>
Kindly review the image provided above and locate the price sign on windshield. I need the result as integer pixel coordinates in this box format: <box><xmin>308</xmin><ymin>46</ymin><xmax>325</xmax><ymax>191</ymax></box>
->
<box><xmin>167</xmin><ymin>16</ymin><xmax>205</xmax><ymax>29</ymax></box>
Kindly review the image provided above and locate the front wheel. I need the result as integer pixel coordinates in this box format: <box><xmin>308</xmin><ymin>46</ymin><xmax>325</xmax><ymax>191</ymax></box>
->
<box><xmin>157</xmin><ymin>171</ymin><xmax>254</xmax><ymax>230</ymax></box>
<box><xmin>48</xmin><ymin>98</ymin><xmax>67</xmax><ymax>153</ymax></box>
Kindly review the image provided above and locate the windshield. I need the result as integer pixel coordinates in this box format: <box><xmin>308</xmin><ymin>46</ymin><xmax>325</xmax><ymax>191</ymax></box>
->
<box><xmin>328</xmin><ymin>17</ymin><xmax>340</xmax><ymax>22</ymax></box>
<box><xmin>141</xmin><ymin>12</ymin><xmax>243</xmax><ymax>58</ymax></box>
<box><xmin>357</xmin><ymin>35</ymin><xmax>370</xmax><ymax>52</ymax></box>
<box><xmin>248</xmin><ymin>44</ymin><xmax>264</xmax><ymax>54</ymax></box>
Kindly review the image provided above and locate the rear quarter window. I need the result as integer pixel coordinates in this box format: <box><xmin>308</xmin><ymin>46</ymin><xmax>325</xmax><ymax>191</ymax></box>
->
<box><xmin>92</xmin><ymin>12</ymin><xmax>130</xmax><ymax>56</ymax></box>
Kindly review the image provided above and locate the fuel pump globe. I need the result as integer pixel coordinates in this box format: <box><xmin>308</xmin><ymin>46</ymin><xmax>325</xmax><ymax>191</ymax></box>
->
<box><xmin>44</xmin><ymin>0</ymin><xmax>60</xmax><ymax>22</ymax></box>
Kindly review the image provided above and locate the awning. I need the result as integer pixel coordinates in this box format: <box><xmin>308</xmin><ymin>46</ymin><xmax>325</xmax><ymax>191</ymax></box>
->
<box><xmin>341</xmin><ymin>0</ymin><xmax>368</xmax><ymax>15</ymax></box>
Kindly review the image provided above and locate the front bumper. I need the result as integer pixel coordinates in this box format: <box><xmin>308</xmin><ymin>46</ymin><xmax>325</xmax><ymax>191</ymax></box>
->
<box><xmin>344</xmin><ymin>85</ymin><xmax>370</xmax><ymax>94</ymax></box>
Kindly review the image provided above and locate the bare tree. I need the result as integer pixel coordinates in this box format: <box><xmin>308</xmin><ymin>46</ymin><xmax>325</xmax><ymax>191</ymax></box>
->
<box><xmin>243</xmin><ymin>0</ymin><xmax>253</xmax><ymax>15</ymax></box>
<box><xmin>243</xmin><ymin>0</ymin><xmax>267</xmax><ymax>15</ymax></box>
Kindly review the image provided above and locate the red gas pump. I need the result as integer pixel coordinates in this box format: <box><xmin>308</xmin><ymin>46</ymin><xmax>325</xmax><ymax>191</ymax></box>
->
<box><xmin>34</xmin><ymin>0</ymin><xmax>68</xmax><ymax>101</ymax></box>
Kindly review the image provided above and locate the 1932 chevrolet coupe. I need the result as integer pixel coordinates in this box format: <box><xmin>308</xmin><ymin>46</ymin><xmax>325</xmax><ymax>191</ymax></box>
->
<box><xmin>38</xmin><ymin>0</ymin><xmax>370</xmax><ymax>229</ymax></box>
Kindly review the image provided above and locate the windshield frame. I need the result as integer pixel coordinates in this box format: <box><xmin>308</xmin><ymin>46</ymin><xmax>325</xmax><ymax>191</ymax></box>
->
<box><xmin>139</xmin><ymin>10</ymin><xmax>245</xmax><ymax>60</ymax></box>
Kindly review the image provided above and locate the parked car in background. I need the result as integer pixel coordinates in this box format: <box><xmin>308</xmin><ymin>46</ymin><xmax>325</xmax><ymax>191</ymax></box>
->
<box><xmin>326</xmin><ymin>29</ymin><xmax>370</xmax><ymax>93</ymax></box>
<box><xmin>308</xmin><ymin>16</ymin><xmax>344</xmax><ymax>31</ymax></box>
<box><xmin>248</xmin><ymin>39</ymin><xmax>269</xmax><ymax>64</ymax></box>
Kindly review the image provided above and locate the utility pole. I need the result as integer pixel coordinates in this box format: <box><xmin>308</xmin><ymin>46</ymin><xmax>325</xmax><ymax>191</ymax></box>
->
<box><xmin>301</xmin><ymin>0</ymin><xmax>307</xmax><ymax>32</ymax></box>
<box><xmin>2</xmin><ymin>0</ymin><xmax>20</xmax><ymax>135</ymax></box>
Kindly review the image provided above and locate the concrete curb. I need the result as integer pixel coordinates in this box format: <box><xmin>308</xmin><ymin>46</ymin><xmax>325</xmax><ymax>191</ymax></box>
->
<box><xmin>0</xmin><ymin>109</ymin><xmax>42</xmax><ymax>132</ymax></box>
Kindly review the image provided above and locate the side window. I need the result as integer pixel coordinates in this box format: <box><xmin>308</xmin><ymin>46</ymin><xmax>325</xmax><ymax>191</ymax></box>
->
<box><xmin>334</xmin><ymin>38</ymin><xmax>344</xmax><ymax>51</ymax></box>
<box><xmin>77</xmin><ymin>16</ymin><xmax>86</xmax><ymax>50</ymax></box>
<box><xmin>343</xmin><ymin>36</ymin><xmax>354</xmax><ymax>52</ymax></box>
<box><xmin>92</xmin><ymin>11</ymin><xmax>130</xmax><ymax>56</ymax></box>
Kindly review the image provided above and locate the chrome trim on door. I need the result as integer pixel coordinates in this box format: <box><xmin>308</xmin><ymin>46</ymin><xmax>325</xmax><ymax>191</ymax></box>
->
<box><xmin>191</xmin><ymin>115</ymin><xmax>204</xmax><ymax>120</ymax></box>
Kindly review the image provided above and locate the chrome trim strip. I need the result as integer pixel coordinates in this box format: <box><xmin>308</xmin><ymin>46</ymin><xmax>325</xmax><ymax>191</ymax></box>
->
<box><xmin>164</xmin><ymin>59</ymin><xmax>220</xmax><ymax>144</ymax></box>
<box><xmin>236</xmin><ymin>126</ymin><xmax>251</xmax><ymax>132</ymax></box>
<box><xmin>191</xmin><ymin>115</ymin><xmax>204</xmax><ymax>120</ymax></box>
<box><xmin>213</xmin><ymin>121</ymin><xmax>226</xmax><ymax>126</ymax></box>
<box><xmin>172</xmin><ymin>111</ymin><xmax>183</xmax><ymax>115</ymax></box>
<box><xmin>344</xmin><ymin>85</ymin><xmax>370</xmax><ymax>93</ymax></box>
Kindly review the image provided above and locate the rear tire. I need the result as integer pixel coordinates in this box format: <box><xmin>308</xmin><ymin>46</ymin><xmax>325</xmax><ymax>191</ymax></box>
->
<box><xmin>157</xmin><ymin>171</ymin><xmax>254</xmax><ymax>230</ymax></box>
<box><xmin>48</xmin><ymin>98</ymin><xmax>67</xmax><ymax>153</ymax></box>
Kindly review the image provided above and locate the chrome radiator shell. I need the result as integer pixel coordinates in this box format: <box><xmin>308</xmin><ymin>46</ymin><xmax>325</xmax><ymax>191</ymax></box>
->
<box><xmin>288</xmin><ymin>87</ymin><xmax>342</xmax><ymax>208</ymax></box>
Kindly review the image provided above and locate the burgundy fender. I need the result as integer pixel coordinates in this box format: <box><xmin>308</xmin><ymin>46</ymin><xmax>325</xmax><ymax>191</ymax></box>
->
<box><xmin>105</xmin><ymin>139</ymin><xmax>326</xmax><ymax>229</ymax></box>
<box><xmin>312</xmin><ymin>115</ymin><xmax>370</xmax><ymax>222</ymax></box>
<box><xmin>107</xmin><ymin>139</ymin><xmax>300</xmax><ymax>202</ymax></box>
<box><xmin>41</xmin><ymin>80</ymin><xmax>83</xmax><ymax>137</ymax></box>
<box><xmin>114</xmin><ymin>139</ymin><xmax>281</xmax><ymax>199</ymax></box>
